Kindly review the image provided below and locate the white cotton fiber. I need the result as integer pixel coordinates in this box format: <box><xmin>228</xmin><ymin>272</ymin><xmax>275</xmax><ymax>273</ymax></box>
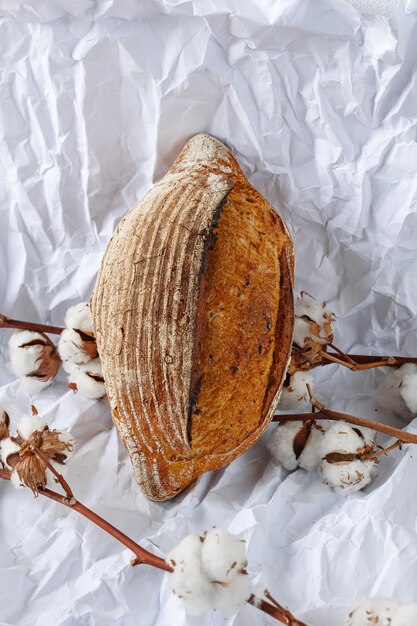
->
<box><xmin>0</xmin><ymin>438</ymin><xmax>20</xmax><ymax>468</ymax></box>
<box><xmin>376</xmin><ymin>364</ymin><xmax>417</xmax><ymax>422</ymax></box>
<box><xmin>16</xmin><ymin>414</ymin><xmax>46</xmax><ymax>439</ymax></box>
<box><xmin>67</xmin><ymin>360</ymin><xmax>106</xmax><ymax>399</ymax></box>
<box><xmin>294</xmin><ymin>293</ymin><xmax>329</xmax><ymax>326</ymax></box>
<box><xmin>320</xmin><ymin>458</ymin><xmax>377</xmax><ymax>494</ymax></box>
<box><xmin>392</xmin><ymin>604</ymin><xmax>417</xmax><ymax>626</ymax></box>
<box><xmin>268</xmin><ymin>420</ymin><xmax>326</xmax><ymax>472</ymax></box>
<box><xmin>20</xmin><ymin>376</ymin><xmax>52</xmax><ymax>394</ymax></box>
<box><xmin>9</xmin><ymin>331</ymin><xmax>46</xmax><ymax>377</ymax></box>
<box><xmin>10</xmin><ymin>469</ymin><xmax>25</xmax><ymax>489</ymax></box>
<box><xmin>320</xmin><ymin>422</ymin><xmax>375</xmax><ymax>457</ymax></box>
<box><xmin>298</xmin><ymin>424</ymin><xmax>328</xmax><ymax>472</ymax></box>
<box><xmin>58</xmin><ymin>328</ymin><xmax>92</xmax><ymax>366</ymax></box>
<box><xmin>201</xmin><ymin>529</ymin><xmax>247</xmax><ymax>581</ymax></box>
<box><xmin>293</xmin><ymin>318</ymin><xmax>314</xmax><ymax>348</ymax></box>
<box><xmin>277</xmin><ymin>371</ymin><xmax>313</xmax><ymax>410</ymax></box>
<box><xmin>347</xmin><ymin>598</ymin><xmax>400</xmax><ymax>626</ymax></box>
<box><xmin>167</xmin><ymin>535</ymin><xmax>213</xmax><ymax>615</ymax></box>
<box><xmin>212</xmin><ymin>573</ymin><xmax>251</xmax><ymax>615</ymax></box>
<box><xmin>268</xmin><ymin>421</ymin><xmax>304</xmax><ymax>470</ymax></box>
<box><xmin>64</xmin><ymin>303</ymin><xmax>93</xmax><ymax>334</ymax></box>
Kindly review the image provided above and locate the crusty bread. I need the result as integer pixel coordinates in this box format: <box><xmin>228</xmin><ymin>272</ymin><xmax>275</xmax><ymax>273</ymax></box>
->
<box><xmin>91</xmin><ymin>134</ymin><xmax>294</xmax><ymax>500</ymax></box>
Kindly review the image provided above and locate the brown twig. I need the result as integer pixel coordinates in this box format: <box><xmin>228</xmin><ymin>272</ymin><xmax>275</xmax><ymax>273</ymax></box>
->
<box><xmin>248</xmin><ymin>590</ymin><xmax>307</xmax><ymax>626</ymax></box>
<box><xmin>0</xmin><ymin>466</ymin><xmax>170</xmax><ymax>571</ymax></box>
<box><xmin>274</xmin><ymin>390</ymin><xmax>417</xmax><ymax>446</ymax></box>
<box><xmin>322</xmin><ymin>350</ymin><xmax>417</xmax><ymax>371</ymax></box>
<box><xmin>0</xmin><ymin>467</ymin><xmax>304</xmax><ymax>624</ymax></box>
<box><xmin>0</xmin><ymin>313</ymin><xmax>64</xmax><ymax>336</ymax></box>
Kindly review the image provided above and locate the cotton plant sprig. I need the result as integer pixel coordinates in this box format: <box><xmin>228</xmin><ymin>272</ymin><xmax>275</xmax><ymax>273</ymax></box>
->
<box><xmin>288</xmin><ymin>292</ymin><xmax>417</xmax><ymax>375</ymax></box>
<box><xmin>3</xmin><ymin>303</ymin><xmax>105</xmax><ymax>400</ymax></box>
<box><xmin>0</xmin><ymin>408</ymin><xmax>305</xmax><ymax>626</ymax></box>
<box><xmin>347</xmin><ymin>597</ymin><xmax>417</xmax><ymax>625</ymax></box>
<box><xmin>272</xmin><ymin>385</ymin><xmax>417</xmax><ymax>493</ymax></box>
<box><xmin>57</xmin><ymin>303</ymin><xmax>105</xmax><ymax>399</ymax></box>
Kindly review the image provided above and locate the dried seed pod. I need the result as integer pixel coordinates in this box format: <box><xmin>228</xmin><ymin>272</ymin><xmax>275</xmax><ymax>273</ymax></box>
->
<box><xmin>91</xmin><ymin>134</ymin><xmax>294</xmax><ymax>500</ymax></box>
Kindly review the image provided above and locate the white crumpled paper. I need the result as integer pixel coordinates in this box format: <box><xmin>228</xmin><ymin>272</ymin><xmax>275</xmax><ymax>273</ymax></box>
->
<box><xmin>1</xmin><ymin>1</ymin><xmax>417</xmax><ymax>625</ymax></box>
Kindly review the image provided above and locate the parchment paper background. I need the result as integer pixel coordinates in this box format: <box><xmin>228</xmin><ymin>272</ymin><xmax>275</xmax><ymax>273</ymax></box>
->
<box><xmin>1</xmin><ymin>1</ymin><xmax>417</xmax><ymax>624</ymax></box>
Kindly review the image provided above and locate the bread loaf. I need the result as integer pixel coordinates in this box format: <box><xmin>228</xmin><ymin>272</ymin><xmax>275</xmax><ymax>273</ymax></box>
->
<box><xmin>91</xmin><ymin>134</ymin><xmax>294</xmax><ymax>500</ymax></box>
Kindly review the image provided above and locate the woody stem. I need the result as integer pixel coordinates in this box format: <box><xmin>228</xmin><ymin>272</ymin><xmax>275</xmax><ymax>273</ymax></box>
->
<box><xmin>0</xmin><ymin>466</ymin><xmax>170</xmax><ymax>571</ymax></box>
<box><xmin>0</xmin><ymin>313</ymin><xmax>63</xmax><ymax>336</ymax></box>
<box><xmin>322</xmin><ymin>351</ymin><xmax>417</xmax><ymax>371</ymax></box>
<box><xmin>273</xmin><ymin>410</ymin><xmax>417</xmax><ymax>446</ymax></box>
<box><xmin>0</xmin><ymin>468</ymin><xmax>305</xmax><ymax>625</ymax></box>
<box><xmin>33</xmin><ymin>447</ymin><xmax>74</xmax><ymax>500</ymax></box>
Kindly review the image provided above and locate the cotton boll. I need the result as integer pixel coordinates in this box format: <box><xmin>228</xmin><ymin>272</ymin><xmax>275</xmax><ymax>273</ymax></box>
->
<box><xmin>392</xmin><ymin>604</ymin><xmax>417</xmax><ymax>626</ymax></box>
<box><xmin>268</xmin><ymin>421</ymin><xmax>304</xmax><ymax>470</ymax></box>
<box><xmin>320</xmin><ymin>458</ymin><xmax>377</xmax><ymax>494</ymax></box>
<box><xmin>347</xmin><ymin>597</ymin><xmax>399</xmax><ymax>625</ymax></box>
<box><xmin>0</xmin><ymin>438</ymin><xmax>20</xmax><ymax>468</ymax></box>
<box><xmin>278</xmin><ymin>371</ymin><xmax>314</xmax><ymax>410</ymax></box>
<box><xmin>9</xmin><ymin>331</ymin><xmax>47</xmax><ymax>376</ymax></box>
<box><xmin>294</xmin><ymin>292</ymin><xmax>335</xmax><ymax>344</ymax></box>
<box><xmin>201</xmin><ymin>529</ymin><xmax>247</xmax><ymax>581</ymax></box>
<box><xmin>376</xmin><ymin>364</ymin><xmax>417</xmax><ymax>422</ymax></box>
<box><xmin>64</xmin><ymin>303</ymin><xmax>93</xmax><ymax>334</ymax></box>
<box><xmin>269</xmin><ymin>420</ymin><xmax>326</xmax><ymax>472</ymax></box>
<box><xmin>8</xmin><ymin>330</ymin><xmax>60</xmax><ymax>392</ymax></box>
<box><xmin>294</xmin><ymin>292</ymin><xmax>331</xmax><ymax>326</ymax></box>
<box><xmin>67</xmin><ymin>360</ymin><xmax>106</xmax><ymax>399</ymax></box>
<box><xmin>213</xmin><ymin>573</ymin><xmax>251</xmax><ymax>615</ymax></box>
<box><xmin>16</xmin><ymin>414</ymin><xmax>46</xmax><ymax>439</ymax></box>
<box><xmin>58</xmin><ymin>328</ymin><xmax>93</xmax><ymax>366</ymax></box>
<box><xmin>167</xmin><ymin>535</ymin><xmax>213</xmax><ymax>615</ymax></box>
<box><xmin>320</xmin><ymin>422</ymin><xmax>376</xmax><ymax>457</ymax></box>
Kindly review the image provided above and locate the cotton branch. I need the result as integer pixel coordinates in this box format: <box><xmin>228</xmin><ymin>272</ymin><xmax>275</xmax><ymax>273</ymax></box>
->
<box><xmin>321</xmin><ymin>347</ymin><xmax>417</xmax><ymax>371</ymax></box>
<box><xmin>0</xmin><ymin>469</ymin><xmax>305</xmax><ymax>625</ymax></box>
<box><xmin>0</xmin><ymin>312</ymin><xmax>64</xmax><ymax>336</ymax></box>
<box><xmin>0</xmin><ymin>466</ymin><xmax>170</xmax><ymax>572</ymax></box>
<box><xmin>273</xmin><ymin>386</ymin><xmax>417</xmax><ymax>452</ymax></box>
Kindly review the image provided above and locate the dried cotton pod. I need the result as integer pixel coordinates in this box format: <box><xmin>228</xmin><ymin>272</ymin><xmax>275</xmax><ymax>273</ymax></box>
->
<box><xmin>0</xmin><ymin>413</ymin><xmax>74</xmax><ymax>493</ymax></box>
<box><xmin>91</xmin><ymin>133</ymin><xmax>294</xmax><ymax>500</ymax></box>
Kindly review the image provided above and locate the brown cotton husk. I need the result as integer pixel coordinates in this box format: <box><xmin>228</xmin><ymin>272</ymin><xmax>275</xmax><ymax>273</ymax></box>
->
<box><xmin>22</xmin><ymin>337</ymin><xmax>61</xmax><ymax>383</ymax></box>
<box><xmin>74</xmin><ymin>329</ymin><xmax>99</xmax><ymax>360</ymax></box>
<box><xmin>12</xmin><ymin>427</ymin><xmax>73</xmax><ymax>493</ymax></box>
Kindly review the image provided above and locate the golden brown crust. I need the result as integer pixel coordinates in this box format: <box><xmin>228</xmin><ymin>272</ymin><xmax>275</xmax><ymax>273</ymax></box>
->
<box><xmin>91</xmin><ymin>134</ymin><xmax>294</xmax><ymax>500</ymax></box>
